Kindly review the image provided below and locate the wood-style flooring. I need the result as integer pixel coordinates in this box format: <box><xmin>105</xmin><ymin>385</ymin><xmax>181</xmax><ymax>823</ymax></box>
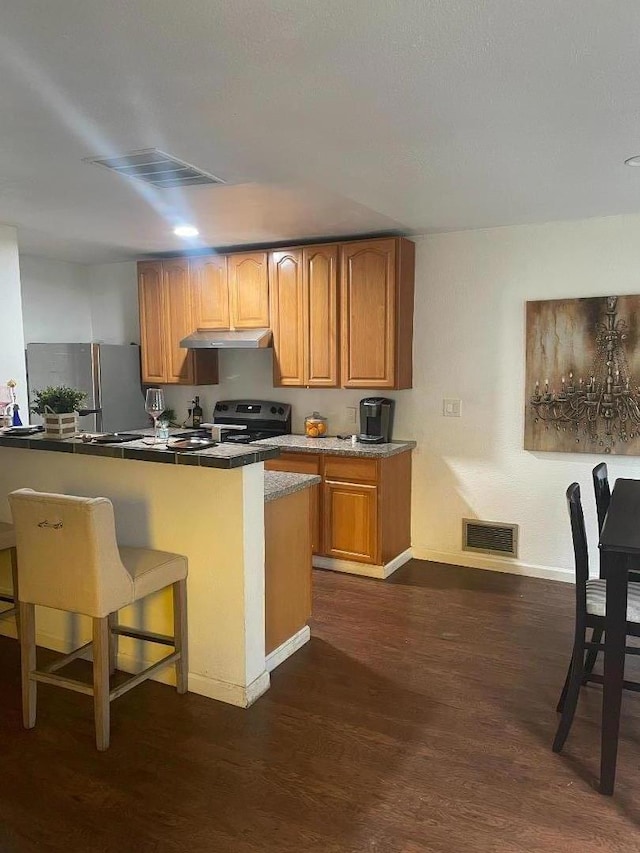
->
<box><xmin>1</xmin><ymin>560</ymin><xmax>640</xmax><ymax>852</ymax></box>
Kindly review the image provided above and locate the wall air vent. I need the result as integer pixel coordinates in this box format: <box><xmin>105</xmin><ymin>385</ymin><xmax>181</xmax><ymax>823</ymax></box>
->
<box><xmin>462</xmin><ymin>519</ymin><xmax>518</xmax><ymax>557</ymax></box>
<box><xmin>84</xmin><ymin>148</ymin><xmax>225</xmax><ymax>189</ymax></box>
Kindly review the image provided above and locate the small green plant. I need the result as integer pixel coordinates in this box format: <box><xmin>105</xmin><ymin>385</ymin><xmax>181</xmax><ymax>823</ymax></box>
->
<box><xmin>31</xmin><ymin>386</ymin><xmax>86</xmax><ymax>415</ymax></box>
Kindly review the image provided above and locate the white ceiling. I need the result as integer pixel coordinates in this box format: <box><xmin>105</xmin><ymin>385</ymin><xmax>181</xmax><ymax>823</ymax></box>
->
<box><xmin>2</xmin><ymin>0</ymin><xmax>640</xmax><ymax>263</ymax></box>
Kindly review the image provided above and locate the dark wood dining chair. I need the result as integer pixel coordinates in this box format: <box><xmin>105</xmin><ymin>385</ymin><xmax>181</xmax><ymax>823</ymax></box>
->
<box><xmin>584</xmin><ymin>463</ymin><xmax>640</xmax><ymax>678</ymax></box>
<box><xmin>553</xmin><ymin>483</ymin><xmax>640</xmax><ymax>753</ymax></box>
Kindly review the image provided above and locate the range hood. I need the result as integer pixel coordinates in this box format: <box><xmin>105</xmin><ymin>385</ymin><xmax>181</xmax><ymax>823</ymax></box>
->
<box><xmin>180</xmin><ymin>329</ymin><xmax>272</xmax><ymax>349</ymax></box>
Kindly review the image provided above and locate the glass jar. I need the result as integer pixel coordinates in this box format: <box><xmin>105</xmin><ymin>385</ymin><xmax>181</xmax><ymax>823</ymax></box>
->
<box><xmin>304</xmin><ymin>411</ymin><xmax>328</xmax><ymax>438</ymax></box>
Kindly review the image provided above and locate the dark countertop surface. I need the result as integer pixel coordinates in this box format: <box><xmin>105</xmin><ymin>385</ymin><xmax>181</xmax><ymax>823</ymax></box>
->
<box><xmin>0</xmin><ymin>430</ymin><xmax>280</xmax><ymax>470</ymax></box>
<box><xmin>264</xmin><ymin>471</ymin><xmax>321</xmax><ymax>503</ymax></box>
<box><xmin>255</xmin><ymin>434</ymin><xmax>416</xmax><ymax>458</ymax></box>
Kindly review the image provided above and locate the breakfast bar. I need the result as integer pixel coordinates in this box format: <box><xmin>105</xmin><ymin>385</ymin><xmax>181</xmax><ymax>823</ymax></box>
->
<box><xmin>0</xmin><ymin>432</ymin><xmax>317</xmax><ymax>708</ymax></box>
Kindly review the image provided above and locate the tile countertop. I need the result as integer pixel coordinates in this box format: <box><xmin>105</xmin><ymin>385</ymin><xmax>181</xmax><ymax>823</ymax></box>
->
<box><xmin>264</xmin><ymin>471</ymin><xmax>321</xmax><ymax>503</ymax></box>
<box><xmin>0</xmin><ymin>430</ymin><xmax>280</xmax><ymax>470</ymax></box>
<box><xmin>255</xmin><ymin>434</ymin><xmax>417</xmax><ymax>458</ymax></box>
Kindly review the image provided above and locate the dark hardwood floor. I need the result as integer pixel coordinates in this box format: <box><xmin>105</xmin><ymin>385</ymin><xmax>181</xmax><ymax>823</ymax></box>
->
<box><xmin>1</xmin><ymin>560</ymin><xmax>640</xmax><ymax>852</ymax></box>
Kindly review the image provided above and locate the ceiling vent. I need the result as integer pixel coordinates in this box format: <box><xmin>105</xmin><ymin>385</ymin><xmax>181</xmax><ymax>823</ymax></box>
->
<box><xmin>84</xmin><ymin>148</ymin><xmax>225</xmax><ymax>189</ymax></box>
<box><xmin>462</xmin><ymin>519</ymin><xmax>518</xmax><ymax>558</ymax></box>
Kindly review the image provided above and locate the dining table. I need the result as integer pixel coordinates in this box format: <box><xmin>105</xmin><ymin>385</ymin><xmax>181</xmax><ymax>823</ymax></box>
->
<box><xmin>598</xmin><ymin>477</ymin><xmax>640</xmax><ymax>795</ymax></box>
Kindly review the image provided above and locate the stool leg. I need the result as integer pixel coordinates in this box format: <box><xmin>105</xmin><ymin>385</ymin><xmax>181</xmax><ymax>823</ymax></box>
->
<box><xmin>93</xmin><ymin>616</ymin><xmax>111</xmax><ymax>751</ymax></box>
<box><xmin>10</xmin><ymin>548</ymin><xmax>20</xmax><ymax>638</ymax></box>
<box><xmin>108</xmin><ymin>612</ymin><xmax>118</xmax><ymax>676</ymax></box>
<box><xmin>173</xmin><ymin>579</ymin><xmax>188</xmax><ymax>694</ymax></box>
<box><xmin>19</xmin><ymin>602</ymin><xmax>36</xmax><ymax>729</ymax></box>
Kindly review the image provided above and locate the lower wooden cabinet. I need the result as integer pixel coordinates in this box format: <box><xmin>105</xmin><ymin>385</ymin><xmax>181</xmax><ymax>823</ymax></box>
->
<box><xmin>265</xmin><ymin>450</ymin><xmax>411</xmax><ymax>567</ymax></box>
<box><xmin>323</xmin><ymin>480</ymin><xmax>378</xmax><ymax>563</ymax></box>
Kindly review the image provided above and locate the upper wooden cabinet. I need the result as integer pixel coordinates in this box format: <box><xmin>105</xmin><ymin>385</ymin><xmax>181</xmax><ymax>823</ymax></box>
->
<box><xmin>269</xmin><ymin>249</ymin><xmax>305</xmax><ymax>385</ymax></box>
<box><xmin>304</xmin><ymin>244</ymin><xmax>339</xmax><ymax>387</ymax></box>
<box><xmin>163</xmin><ymin>258</ymin><xmax>194</xmax><ymax>384</ymax></box>
<box><xmin>341</xmin><ymin>237</ymin><xmax>415</xmax><ymax>389</ymax></box>
<box><xmin>138</xmin><ymin>261</ymin><xmax>166</xmax><ymax>384</ymax></box>
<box><xmin>270</xmin><ymin>244</ymin><xmax>339</xmax><ymax>388</ymax></box>
<box><xmin>138</xmin><ymin>260</ymin><xmax>219</xmax><ymax>386</ymax></box>
<box><xmin>228</xmin><ymin>252</ymin><xmax>269</xmax><ymax>329</ymax></box>
<box><xmin>190</xmin><ymin>255</ymin><xmax>229</xmax><ymax>330</ymax></box>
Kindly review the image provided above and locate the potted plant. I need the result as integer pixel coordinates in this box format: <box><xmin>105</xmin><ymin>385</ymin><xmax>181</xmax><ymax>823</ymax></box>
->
<box><xmin>31</xmin><ymin>386</ymin><xmax>86</xmax><ymax>438</ymax></box>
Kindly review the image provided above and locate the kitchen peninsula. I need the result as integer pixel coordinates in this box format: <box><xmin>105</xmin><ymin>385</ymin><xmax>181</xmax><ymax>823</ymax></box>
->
<box><xmin>0</xmin><ymin>432</ymin><xmax>317</xmax><ymax>708</ymax></box>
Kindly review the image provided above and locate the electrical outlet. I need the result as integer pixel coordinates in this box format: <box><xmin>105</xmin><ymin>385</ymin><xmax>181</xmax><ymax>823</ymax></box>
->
<box><xmin>443</xmin><ymin>398</ymin><xmax>462</xmax><ymax>417</ymax></box>
<box><xmin>347</xmin><ymin>406</ymin><xmax>357</xmax><ymax>423</ymax></box>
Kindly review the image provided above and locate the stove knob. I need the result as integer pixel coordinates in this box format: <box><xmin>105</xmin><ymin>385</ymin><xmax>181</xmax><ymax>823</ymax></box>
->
<box><xmin>270</xmin><ymin>406</ymin><xmax>277</xmax><ymax>414</ymax></box>
<box><xmin>278</xmin><ymin>407</ymin><xmax>285</xmax><ymax>415</ymax></box>
<box><xmin>222</xmin><ymin>404</ymin><xmax>229</xmax><ymax>411</ymax></box>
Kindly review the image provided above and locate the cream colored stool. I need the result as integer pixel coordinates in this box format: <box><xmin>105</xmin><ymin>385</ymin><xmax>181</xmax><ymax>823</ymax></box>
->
<box><xmin>9</xmin><ymin>488</ymin><xmax>188</xmax><ymax>751</ymax></box>
<box><xmin>0</xmin><ymin>522</ymin><xmax>19</xmax><ymax>631</ymax></box>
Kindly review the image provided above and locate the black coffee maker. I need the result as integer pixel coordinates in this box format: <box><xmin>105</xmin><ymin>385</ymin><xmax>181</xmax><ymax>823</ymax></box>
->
<box><xmin>359</xmin><ymin>397</ymin><xmax>394</xmax><ymax>444</ymax></box>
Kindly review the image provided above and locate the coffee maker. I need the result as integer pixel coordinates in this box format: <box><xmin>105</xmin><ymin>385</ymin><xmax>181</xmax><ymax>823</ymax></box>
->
<box><xmin>359</xmin><ymin>397</ymin><xmax>394</xmax><ymax>444</ymax></box>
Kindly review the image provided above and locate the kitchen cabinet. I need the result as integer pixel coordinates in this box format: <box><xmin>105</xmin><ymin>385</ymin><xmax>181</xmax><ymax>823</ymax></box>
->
<box><xmin>228</xmin><ymin>251</ymin><xmax>270</xmax><ymax>329</ymax></box>
<box><xmin>264</xmin><ymin>449</ymin><xmax>412</xmax><ymax>570</ymax></box>
<box><xmin>190</xmin><ymin>254</ymin><xmax>229</xmax><ymax>330</ymax></box>
<box><xmin>340</xmin><ymin>237</ymin><xmax>415</xmax><ymax>390</ymax></box>
<box><xmin>263</xmin><ymin>452</ymin><xmax>321</xmax><ymax>553</ymax></box>
<box><xmin>270</xmin><ymin>244</ymin><xmax>339</xmax><ymax>388</ymax></box>
<box><xmin>269</xmin><ymin>249</ymin><xmax>305</xmax><ymax>385</ymax></box>
<box><xmin>138</xmin><ymin>260</ymin><xmax>219</xmax><ymax>385</ymax></box>
<box><xmin>323</xmin><ymin>480</ymin><xmax>378</xmax><ymax>563</ymax></box>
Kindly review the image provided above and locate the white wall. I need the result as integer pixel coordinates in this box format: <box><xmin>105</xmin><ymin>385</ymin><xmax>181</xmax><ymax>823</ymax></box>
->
<box><xmin>20</xmin><ymin>255</ymin><xmax>92</xmax><ymax>344</ymax></box>
<box><xmin>87</xmin><ymin>261</ymin><xmax>139</xmax><ymax>344</ymax></box>
<box><xmin>0</xmin><ymin>225</ymin><xmax>27</xmax><ymax>415</ymax></box>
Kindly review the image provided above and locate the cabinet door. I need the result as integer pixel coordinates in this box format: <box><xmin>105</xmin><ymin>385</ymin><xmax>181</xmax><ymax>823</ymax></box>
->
<box><xmin>163</xmin><ymin>258</ymin><xmax>194</xmax><ymax>384</ymax></box>
<box><xmin>269</xmin><ymin>249</ymin><xmax>305</xmax><ymax>386</ymax></box>
<box><xmin>138</xmin><ymin>261</ymin><xmax>167</xmax><ymax>383</ymax></box>
<box><xmin>323</xmin><ymin>480</ymin><xmax>378</xmax><ymax>563</ymax></box>
<box><xmin>190</xmin><ymin>254</ymin><xmax>229</xmax><ymax>330</ymax></box>
<box><xmin>303</xmin><ymin>245</ymin><xmax>339</xmax><ymax>387</ymax></box>
<box><xmin>228</xmin><ymin>252</ymin><xmax>270</xmax><ymax>328</ymax></box>
<box><xmin>341</xmin><ymin>239</ymin><xmax>396</xmax><ymax>388</ymax></box>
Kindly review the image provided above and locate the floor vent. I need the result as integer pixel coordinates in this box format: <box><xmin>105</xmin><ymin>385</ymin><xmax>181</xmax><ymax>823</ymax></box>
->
<box><xmin>462</xmin><ymin>519</ymin><xmax>518</xmax><ymax>557</ymax></box>
<box><xmin>84</xmin><ymin>148</ymin><xmax>225</xmax><ymax>188</ymax></box>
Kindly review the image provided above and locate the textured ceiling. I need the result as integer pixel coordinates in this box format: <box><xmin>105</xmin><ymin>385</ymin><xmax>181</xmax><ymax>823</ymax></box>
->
<box><xmin>1</xmin><ymin>1</ymin><xmax>640</xmax><ymax>262</ymax></box>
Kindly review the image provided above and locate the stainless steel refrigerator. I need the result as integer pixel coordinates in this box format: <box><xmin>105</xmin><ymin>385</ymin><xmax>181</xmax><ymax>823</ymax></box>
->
<box><xmin>26</xmin><ymin>343</ymin><xmax>148</xmax><ymax>433</ymax></box>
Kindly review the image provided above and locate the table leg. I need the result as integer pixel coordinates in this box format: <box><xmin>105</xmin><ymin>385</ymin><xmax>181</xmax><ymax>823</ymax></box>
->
<box><xmin>600</xmin><ymin>553</ymin><xmax>628</xmax><ymax>795</ymax></box>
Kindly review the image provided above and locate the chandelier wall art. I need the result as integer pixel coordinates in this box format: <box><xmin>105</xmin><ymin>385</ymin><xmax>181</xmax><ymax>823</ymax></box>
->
<box><xmin>524</xmin><ymin>294</ymin><xmax>640</xmax><ymax>455</ymax></box>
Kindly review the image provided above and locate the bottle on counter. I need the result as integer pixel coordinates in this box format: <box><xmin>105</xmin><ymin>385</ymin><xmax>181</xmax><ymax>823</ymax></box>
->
<box><xmin>192</xmin><ymin>396</ymin><xmax>203</xmax><ymax>429</ymax></box>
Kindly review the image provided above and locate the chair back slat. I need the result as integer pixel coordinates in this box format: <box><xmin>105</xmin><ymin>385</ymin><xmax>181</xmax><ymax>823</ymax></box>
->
<box><xmin>9</xmin><ymin>488</ymin><xmax>133</xmax><ymax>617</ymax></box>
<box><xmin>566</xmin><ymin>483</ymin><xmax>588</xmax><ymax>615</ymax></box>
<box><xmin>592</xmin><ymin>462</ymin><xmax>611</xmax><ymax>534</ymax></box>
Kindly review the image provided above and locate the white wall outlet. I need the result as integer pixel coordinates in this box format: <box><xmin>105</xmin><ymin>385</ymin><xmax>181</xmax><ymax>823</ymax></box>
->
<box><xmin>443</xmin><ymin>398</ymin><xmax>462</xmax><ymax>417</ymax></box>
<box><xmin>347</xmin><ymin>406</ymin><xmax>357</xmax><ymax>423</ymax></box>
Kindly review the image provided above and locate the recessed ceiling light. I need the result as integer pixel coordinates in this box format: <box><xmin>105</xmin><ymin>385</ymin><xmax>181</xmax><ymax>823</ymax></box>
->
<box><xmin>625</xmin><ymin>155</ymin><xmax>640</xmax><ymax>166</ymax></box>
<box><xmin>174</xmin><ymin>225</ymin><xmax>199</xmax><ymax>238</ymax></box>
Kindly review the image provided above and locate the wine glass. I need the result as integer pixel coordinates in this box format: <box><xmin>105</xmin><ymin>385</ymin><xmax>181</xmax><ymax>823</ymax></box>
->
<box><xmin>144</xmin><ymin>388</ymin><xmax>165</xmax><ymax>445</ymax></box>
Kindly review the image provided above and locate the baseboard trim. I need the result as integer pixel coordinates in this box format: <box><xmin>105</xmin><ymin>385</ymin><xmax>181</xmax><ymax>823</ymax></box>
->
<box><xmin>266</xmin><ymin>625</ymin><xmax>310</xmax><ymax>673</ymax></box>
<box><xmin>313</xmin><ymin>548</ymin><xmax>413</xmax><ymax>580</ymax></box>
<box><xmin>0</xmin><ymin>626</ymin><xmax>272</xmax><ymax>709</ymax></box>
<box><xmin>412</xmin><ymin>547</ymin><xmax>573</xmax><ymax>584</ymax></box>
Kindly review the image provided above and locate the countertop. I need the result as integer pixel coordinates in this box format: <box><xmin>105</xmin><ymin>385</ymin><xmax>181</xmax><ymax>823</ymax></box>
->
<box><xmin>264</xmin><ymin>471</ymin><xmax>321</xmax><ymax>503</ymax></box>
<box><xmin>0</xmin><ymin>429</ymin><xmax>280</xmax><ymax>470</ymax></box>
<box><xmin>255</xmin><ymin>434</ymin><xmax>416</xmax><ymax>458</ymax></box>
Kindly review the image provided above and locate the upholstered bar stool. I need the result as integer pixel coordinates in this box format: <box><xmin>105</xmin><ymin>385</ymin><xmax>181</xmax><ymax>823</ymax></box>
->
<box><xmin>9</xmin><ymin>488</ymin><xmax>188</xmax><ymax>751</ymax></box>
<box><xmin>0</xmin><ymin>522</ymin><xmax>19</xmax><ymax>631</ymax></box>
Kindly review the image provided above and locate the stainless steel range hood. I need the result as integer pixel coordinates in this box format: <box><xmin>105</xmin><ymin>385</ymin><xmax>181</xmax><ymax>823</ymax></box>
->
<box><xmin>180</xmin><ymin>329</ymin><xmax>272</xmax><ymax>349</ymax></box>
